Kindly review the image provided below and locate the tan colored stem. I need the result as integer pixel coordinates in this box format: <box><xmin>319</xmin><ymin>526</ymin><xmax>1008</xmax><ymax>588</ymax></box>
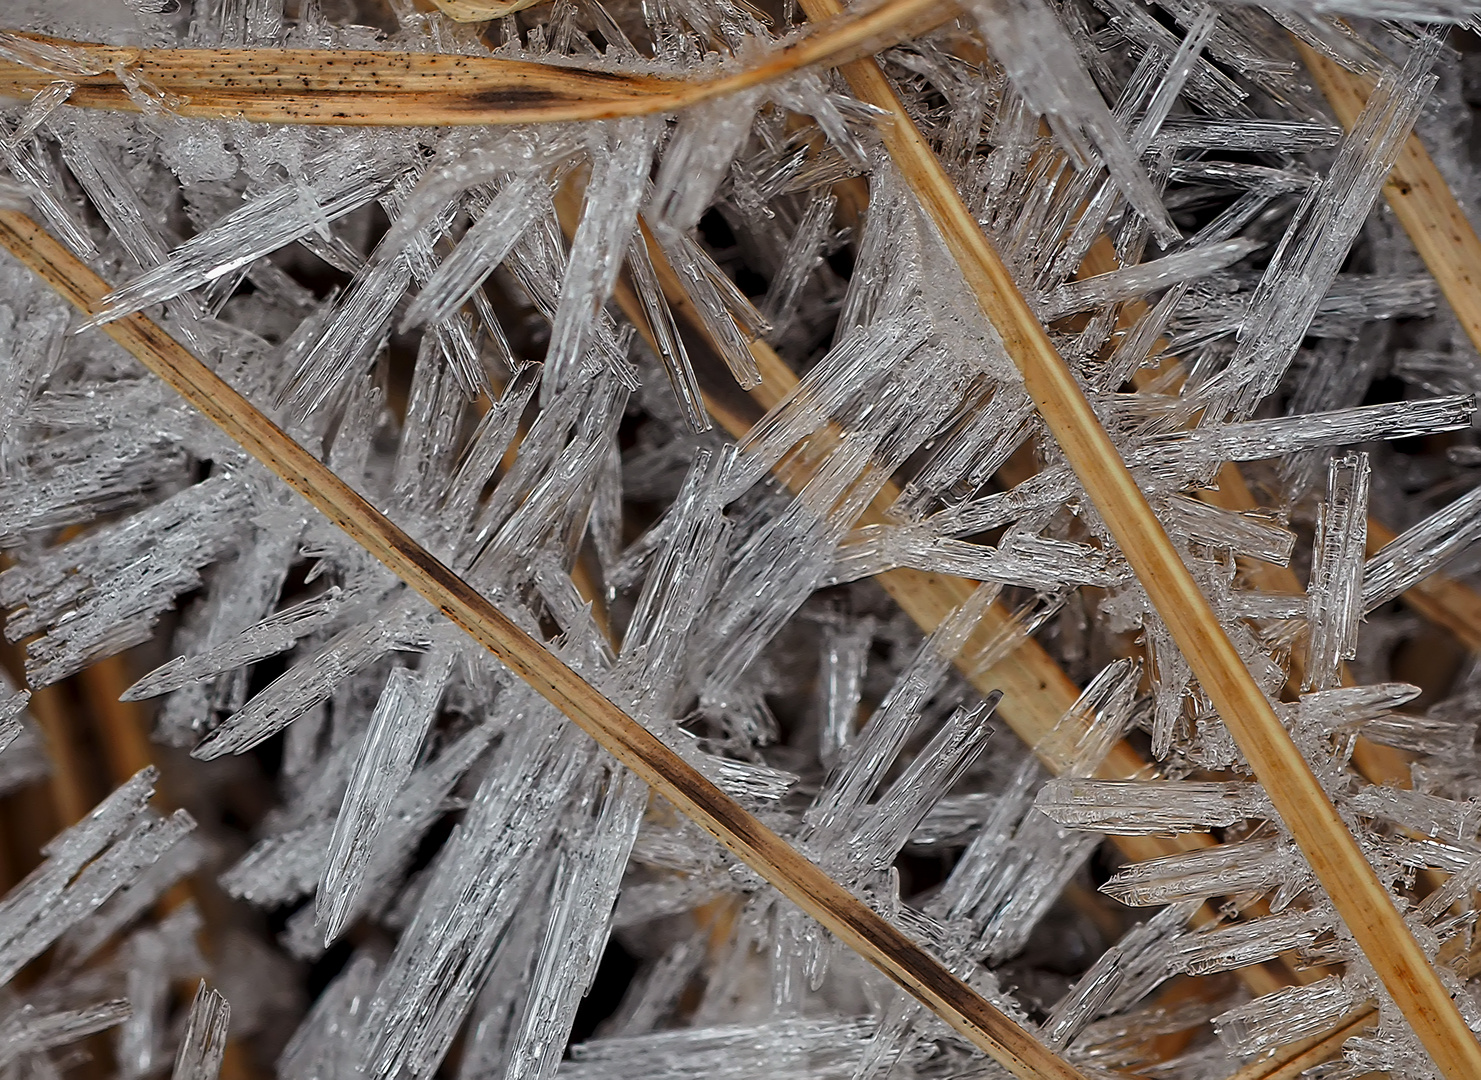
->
<box><xmin>26</xmin><ymin>681</ymin><xmax>92</xmax><ymax>827</ymax></box>
<box><xmin>74</xmin><ymin>656</ymin><xmax>262</xmax><ymax>1080</ymax></box>
<box><xmin>77</xmin><ymin>654</ymin><xmax>155</xmax><ymax>783</ymax></box>
<box><xmin>0</xmin><ymin>568</ymin><xmax>97</xmax><ymax>828</ymax></box>
<box><xmin>428</xmin><ymin>0</ymin><xmax>956</xmax><ymax>29</ymax></box>
<box><xmin>1079</xmin><ymin>242</ymin><xmax>1417</xmax><ymax>790</ymax></box>
<box><xmin>1083</xmin><ymin>234</ymin><xmax>1481</xmax><ymax>658</ymax></box>
<box><xmin>617</xmin><ymin>213</ymin><xmax>1093</xmax><ymax>757</ymax></box>
<box><xmin>1080</xmin><ymin>244</ymin><xmax>1467</xmax><ymax>791</ymax></box>
<box><xmin>792</xmin><ymin>4</ymin><xmax>1481</xmax><ymax>1073</ymax></box>
<box><xmin>427</xmin><ymin>0</ymin><xmax>546</xmax><ymax>18</ymax></box>
<box><xmin>0</xmin><ymin>209</ymin><xmax>1087</xmax><ymax>1080</ymax></box>
<box><xmin>0</xmin><ymin>4</ymin><xmax>952</xmax><ymax>127</ymax></box>
<box><xmin>1259</xmin><ymin>46</ymin><xmax>1481</xmax><ymax>655</ymax></box>
<box><xmin>1086</xmin><ymin>40</ymin><xmax>1481</xmax><ymax>1073</ymax></box>
<box><xmin>1301</xmin><ymin>45</ymin><xmax>1481</xmax><ymax>647</ymax></box>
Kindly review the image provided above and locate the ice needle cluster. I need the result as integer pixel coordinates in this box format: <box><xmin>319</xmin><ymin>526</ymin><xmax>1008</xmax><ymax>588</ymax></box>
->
<box><xmin>5</xmin><ymin>0</ymin><xmax>1481</xmax><ymax>1079</ymax></box>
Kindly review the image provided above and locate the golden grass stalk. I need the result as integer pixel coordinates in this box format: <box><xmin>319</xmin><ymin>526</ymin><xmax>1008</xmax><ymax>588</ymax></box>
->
<box><xmin>1078</xmin><ymin>242</ymin><xmax>1422</xmax><ymax>794</ymax></box>
<box><xmin>4</xmin><ymin>11</ymin><xmax>1470</xmax><ymax>1065</ymax></box>
<box><xmin>1079</xmin><ymin>238</ymin><xmax>1481</xmax><ymax>660</ymax></box>
<box><xmin>0</xmin><ymin>576</ymin><xmax>96</xmax><ymax>828</ymax></box>
<box><xmin>76</xmin><ymin>651</ymin><xmax>261</xmax><ymax>1080</ymax></box>
<box><xmin>23</xmin><ymin>678</ymin><xmax>92</xmax><ymax>827</ymax></box>
<box><xmin>427</xmin><ymin>0</ymin><xmax>550</xmax><ymax>19</ymax></box>
<box><xmin>0</xmin><ymin>208</ymin><xmax>1090</xmax><ymax>1080</ymax></box>
<box><xmin>426</xmin><ymin>0</ymin><xmax>953</xmax><ymax>26</ymax></box>
<box><xmin>789</xmin><ymin>2</ymin><xmax>1481</xmax><ymax>1073</ymax></box>
<box><xmin>1366</xmin><ymin>518</ymin><xmax>1481</xmax><ymax>650</ymax></box>
<box><xmin>0</xmin><ymin>1</ymin><xmax>952</xmax><ymax>127</ymax></box>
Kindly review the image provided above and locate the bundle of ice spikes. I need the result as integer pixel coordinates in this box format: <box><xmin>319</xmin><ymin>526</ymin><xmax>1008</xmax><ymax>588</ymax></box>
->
<box><xmin>10</xmin><ymin>0</ymin><xmax>1481</xmax><ymax>1078</ymax></box>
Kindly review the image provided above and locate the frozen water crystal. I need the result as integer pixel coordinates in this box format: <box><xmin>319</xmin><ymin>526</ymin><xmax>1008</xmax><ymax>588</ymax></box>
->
<box><xmin>1305</xmin><ymin>450</ymin><xmax>1371</xmax><ymax>690</ymax></box>
<box><xmin>171</xmin><ymin>983</ymin><xmax>230</xmax><ymax>1080</ymax></box>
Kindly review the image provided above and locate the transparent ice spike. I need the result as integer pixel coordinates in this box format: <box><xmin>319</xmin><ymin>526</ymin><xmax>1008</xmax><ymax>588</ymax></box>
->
<box><xmin>171</xmin><ymin>983</ymin><xmax>230</xmax><ymax>1080</ymax></box>
<box><xmin>1035</xmin><ymin>778</ymin><xmax>1271</xmax><ymax>834</ymax></box>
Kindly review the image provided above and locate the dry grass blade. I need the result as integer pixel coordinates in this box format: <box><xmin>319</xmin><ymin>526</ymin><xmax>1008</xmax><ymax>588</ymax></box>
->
<box><xmin>613</xmin><ymin>213</ymin><xmax>1091</xmax><ymax>762</ymax></box>
<box><xmin>1228</xmin><ymin>931</ymin><xmax>1481</xmax><ymax>1080</ymax></box>
<box><xmin>793</xmin><ymin>2</ymin><xmax>1481</xmax><ymax>1074</ymax></box>
<box><xmin>24</xmin><ymin>680</ymin><xmax>92</xmax><ymax>827</ymax></box>
<box><xmin>1204</xmin><ymin>46</ymin><xmax>1481</xmax><ymax>1077</ymax></box>
<box><xmin>608</xmin><ymin>208</ymin><xmax>1296</xmax><ymax>1004</ymax></box>
<box><xmin>426</xmin><ymin>0</ymin><xmax>956</xmax><ymax>28</ymax></box>
<box><xmin>428</xmin><ymin>0</ymin><xmax>551</xmax><ymax>19</ymax></box>
<box><xmin>0</xmin><ymin>1</ymin><xmax>952</xmax><ymax>127</ymax></box>
<box><xmin>0</xmin><ymin>208</ymin><xmax>1089</xmax><ymax>1080</ymax></box>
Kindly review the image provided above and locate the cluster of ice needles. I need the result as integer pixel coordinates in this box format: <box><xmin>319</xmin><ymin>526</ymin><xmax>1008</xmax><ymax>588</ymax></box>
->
<box><xmin>8</xmin><ymin>0</ymin><xmax>1481</xmax><ymax>1078</ymax></box>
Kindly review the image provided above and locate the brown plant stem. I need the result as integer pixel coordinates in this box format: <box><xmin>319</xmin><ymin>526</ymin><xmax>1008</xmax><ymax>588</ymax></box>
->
<box><xmin>0</xmin><ymin>3</ymin><xmax>953</xmax><ymax>127</ymax></box>
<box><xmin>1364</xmin><ymin>519</ymin><xmax>1481</xmax><ymax>651</ymax></box>
<box><xmin>22</xmin><ymin>681</ymin><xmax>92</xmax><ymax>828</ymax></box>
<box><xmin>1075</xmin><ymin>237</ymin><xmax>1418</xmax><ymax>792</ymax></box>
<box><xmin>1223</xmin><ymin>1009</ymin><xmax>1379</xmax><ymax>1080</ymax></box>
<box><xmin>74</xmin><ymin>653</ymin><xmax>260</xmax><ymax>1080</ymax></box>
<box><xmin>1300</xmin><ymin>41</ymin><xmax>1481</xmax><ymax>657</ymax></box>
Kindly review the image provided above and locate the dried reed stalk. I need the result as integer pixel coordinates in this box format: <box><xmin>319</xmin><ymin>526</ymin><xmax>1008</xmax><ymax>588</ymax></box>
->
<box><xmin>20</xmin><ymin>672</ymin><xmax>91</xmax><ymax>827</ymax></box>
<box><xmin>617</xmin><ymin>219</ymin><xmax>1089</xmax><ymax>753</ymax></box>
<box><xmin>79</xmin><ymin>655</ymin><xmax>157</xmax><ymax>786</ymax></box>
<box><xmin>1083</xmin><ymin>208</ymin><xmax>1476</xmax><ymax>1080</ymax></box>
<box><xmin>0</xmin><ymin>573</ymin><xmax>95</xmax><ymax>829</ymax></box>
<box><xmin>793</xmin><ymin>3</ymin><xmax>1481</xmax><ymax>1073</ymax></box>
<box><xmin>1366</xmin><ymin>519</ymin><xmax>1481</xmax><ymax>650</ymax></box>
<box><xmin>74</xmin><ymin>659</ymin><xmax>260</xmax><ymax>1080</ymax></box>
<box><xmin>1077</xmin><ymin>242</ymin><xmax>1418</xmax><ymax>790</ymax></box>
<box><xmin>0</xmin><ymin>1</ymin><xmax>950</xmax><ymax>127</ymax></box>
<box><xmin>1018</xmin><ymin>41</ymin><xmax>1481</xmax><ymax>1078</ymax></box>
<box><xmin>428</xmin><ymin>0</ymin><xmax>552</xmax><ymax>19</ymax></box>
<box><xmin>425</xmin><ymin>0</ymin><xmax>953</xmax><ymax>25</ymax></box>
<box><xmin>0</xmin><ymin>209</ymin><xmax>1089</xmax><ymax>1080</ymax></box>
<box><xmin>1082</xmin><ymin>235</ymin><xmax>1481</xmax><ymax>656</ymax></box>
